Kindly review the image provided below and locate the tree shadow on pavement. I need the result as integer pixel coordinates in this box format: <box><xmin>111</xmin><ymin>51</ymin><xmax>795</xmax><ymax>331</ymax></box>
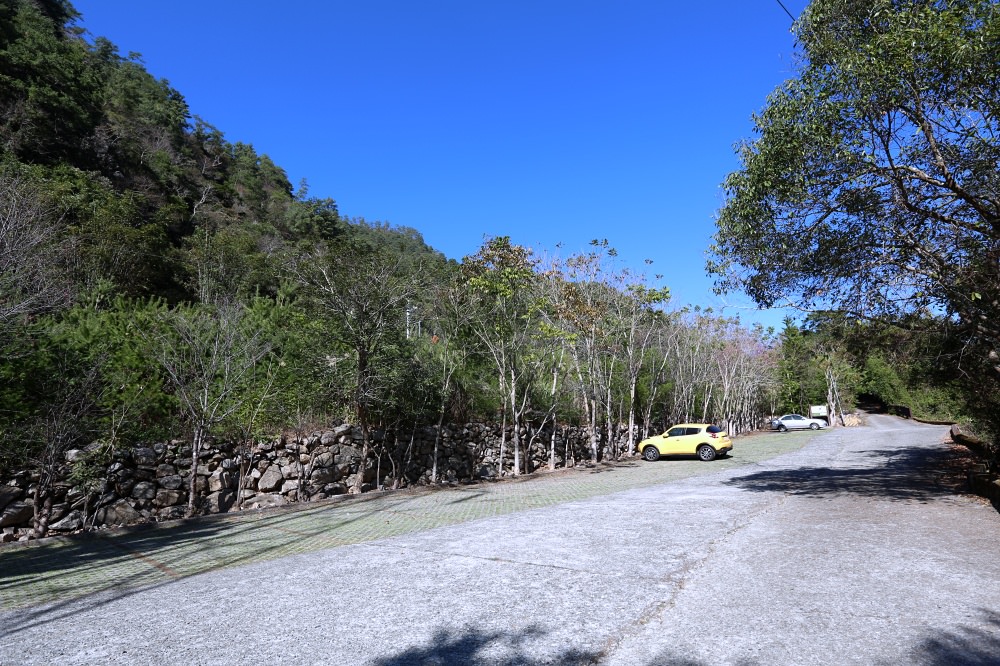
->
<box><xmin>0</xmin><ymin>494</ymin><xmax>414</xmax><ymax>636</ymax></box>
<box><xmin>370</xmin><ymin>625</ymin><xmax>599</xmax><ymax>665</ymax></box>
<box><xmin>906</xmin><ymin>608</ymin><xmax>1000</xmax><ymax>666</ymax></box>
<box><xmin>725</xmin><ymin>445</ymin><xmax>973</xmax><ymax>502</ymax></box>
<box><xmin>636</xmin><ymin>611</ymin><xmax>1000</xmax><ymax>666</ymax></box>
<box><xmin>636</xmin><ymin>651</ymin><xmax>755</xmax><ymax>666</ymax></box>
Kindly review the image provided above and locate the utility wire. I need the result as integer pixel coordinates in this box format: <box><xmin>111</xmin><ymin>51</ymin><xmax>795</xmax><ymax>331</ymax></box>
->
<box><xmin>776</xmin><ymin>0</ymin><xmax>796</xmax><ymax>23</ymax></box>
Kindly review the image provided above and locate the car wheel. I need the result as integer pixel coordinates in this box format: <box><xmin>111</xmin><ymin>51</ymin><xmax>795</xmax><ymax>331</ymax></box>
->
<box><xmin>777</xmin><ymin>424</ymin><xmax>788</xmax><ymax>432</ymax></box>
<box><xmin>809</xmin><ymin>422</ymin><xmax>819</xmax><ymax>430</ymax></box>
<box><xmin>697</xmin><ymin>444</ymin><xmax>717</xmax><ymax>462</ymax></box>
<box><xmin>642</xmin><ymin>446</ymin><xmax>660</xmax><ymax>462</ymax></box>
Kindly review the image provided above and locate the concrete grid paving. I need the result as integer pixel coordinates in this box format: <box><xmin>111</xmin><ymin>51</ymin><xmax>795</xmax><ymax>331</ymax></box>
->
<box><xmin>0</xmin><ymin>432</ymin><xmax>812</xmax><ymax>612</ymax></box>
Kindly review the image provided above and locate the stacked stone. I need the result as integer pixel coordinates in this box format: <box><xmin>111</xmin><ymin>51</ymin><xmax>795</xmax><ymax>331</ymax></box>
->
<box><xmin>0</xmin><ymin>421</ymin><xmax>626</xmax><ymax>540</ymax></box>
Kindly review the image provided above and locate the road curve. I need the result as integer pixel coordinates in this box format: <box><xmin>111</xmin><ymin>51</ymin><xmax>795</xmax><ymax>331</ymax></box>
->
<box><xmin>1</xmin><ymin>414</ymin><xmax>998</xmax><ymax>665</ymax></box>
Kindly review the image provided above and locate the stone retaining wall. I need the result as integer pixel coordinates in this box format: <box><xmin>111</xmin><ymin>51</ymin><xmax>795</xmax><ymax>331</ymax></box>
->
<box><xmin>0</xmin><ymin>421</ymin><xmax>631</xmax><ymax>542</ymax></box>
<box><xmin>949</xmin><ymin>424</ymin><xmax>999</xmax><ymax>504</ymax></box>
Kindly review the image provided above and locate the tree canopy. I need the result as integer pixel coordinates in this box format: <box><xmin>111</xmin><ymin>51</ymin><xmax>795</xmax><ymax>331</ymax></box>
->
<box><xmin>711</xmin><ymin>0</ymin><xmax>1000</xmax><ymax>431</ymax></box>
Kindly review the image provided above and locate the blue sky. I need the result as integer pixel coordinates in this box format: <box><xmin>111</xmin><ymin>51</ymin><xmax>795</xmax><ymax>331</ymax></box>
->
<box><xmin>73</xmin><ymin>0</ymin><xmax>805</xmax><ymax>330</ymax></box>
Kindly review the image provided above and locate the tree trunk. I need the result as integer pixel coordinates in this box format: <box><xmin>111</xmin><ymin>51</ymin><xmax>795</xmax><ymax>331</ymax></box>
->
<box><xmin>627</xmin><ymin>377</ymin><xmax>638</xmax><ymax>455</ymax></box>
<box><xmin>403</xmin><ymin>425</ymin><xmax>417</xmax><ymax>487</ymax></box>
<box><xmin>548</xmin><ymin>362</ymin><xmax>559</xmax><ymax>470</ymax></box>
<box><xmin>497</xmin><ymin>409</ymin><xmax>507</xmax><ymax>477</ymax></box>
<box><xmin>605</xmin><ymin>381</ymin><xmax>615</xmax><ymax>459</ymax></box>
<box><xmin>187</xmin><ymin>425</ymin><xmax>204</xmax><ymax>517</ymax></box>
<box><xmin>549</xmin><ymin>416</ymin><xmax>557</xmax><ymax>471</ymax></box>
<box><xmin>32</xmin><ymin>481</ymin><xmax>52</xmax><ymax>539</ymax></box>
<box><xmin>589</xmin><ymin>398</ymin><xmax>599</xmax><ymax>463</ymax></box>
<box><xmin>354</xmin><ymin>351</ymin><xmax>370</xmax><ymax>493</ymax></box>
<box><xmin>432</xmin><ymin>409</ymin><xmax>445</xmax><ymax>483</ymax></box>
<box><xmin>510</xmin><ymin>371</ymin><xmax>521</xmax><ymax>476</ymax></box>
<box><xmin>355</xmin><ymin>418</ymin><xmax>370</xmax><ymax>494</ymax></box>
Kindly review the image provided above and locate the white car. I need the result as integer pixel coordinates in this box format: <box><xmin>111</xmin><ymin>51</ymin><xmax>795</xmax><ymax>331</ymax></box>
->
<box><xmin>771</xmin><ymin>414</ymin><xmax>827</xmax><ymax>431</ymax></box>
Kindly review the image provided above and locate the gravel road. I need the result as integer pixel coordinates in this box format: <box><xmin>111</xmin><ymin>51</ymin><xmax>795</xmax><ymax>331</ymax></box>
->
<box><xmin>1</xmin><ymin>414</ymin><xmax>998</xmax><ymax>665</ymax></box>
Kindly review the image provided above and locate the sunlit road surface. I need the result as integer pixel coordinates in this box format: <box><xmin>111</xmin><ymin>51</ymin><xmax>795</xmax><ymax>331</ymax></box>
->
<box><xmin>2</xmin><ymin>415</ymin><xmax>998</xmax><ymax>665</ymax></box>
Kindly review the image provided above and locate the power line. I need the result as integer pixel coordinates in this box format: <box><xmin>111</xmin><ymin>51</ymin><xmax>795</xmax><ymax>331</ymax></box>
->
<box><xmin>775</xmin><ymin>0</ymin><xmax>796</xmax><ymax>23</ymax></box>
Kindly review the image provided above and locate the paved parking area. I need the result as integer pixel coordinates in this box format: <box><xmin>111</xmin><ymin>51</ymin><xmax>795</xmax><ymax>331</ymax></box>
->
<box><xmin>3</xmin><ymin>418</ymin><xmax>998</xmax><ymax>665</ymax></box>
<box><xmin>0</xmin><ymin>432</ymin><xmax>809</xmax><ymax>612</ymax></box>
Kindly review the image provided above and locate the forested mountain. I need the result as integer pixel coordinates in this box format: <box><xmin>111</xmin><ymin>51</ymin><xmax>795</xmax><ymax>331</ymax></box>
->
<box><xmin>0</xmin><ymin>0</ymin><xmax>988</xmax><ymax>533</ymax></box>
<box><xmin>0</xmin><ymin>0</ymin><xmax>446</xmax><ymax>304</ymax></box>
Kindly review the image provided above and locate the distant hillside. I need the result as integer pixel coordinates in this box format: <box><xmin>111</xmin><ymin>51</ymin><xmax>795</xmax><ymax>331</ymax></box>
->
<box><xmin>0</xmin><ymin>0</ymin><xmax>448</xmax><ymax>304</ymax></box>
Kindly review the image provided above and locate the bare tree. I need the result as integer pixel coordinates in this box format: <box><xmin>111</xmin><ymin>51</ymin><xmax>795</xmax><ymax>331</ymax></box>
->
<box><xmin>639</xmin><ymin>312</ymin><xmax>681</xmax><ymax>437</ymax></box>
<box><xmin>0</xmin><ymin>171</ymin><xmax>68</xmax><ymax>334</ymax></box>
<box><xmin>607</xmin><ymin>274</ymin><xmax>670</xmax><ymax>455</ymax></box>
<box><xmin>550</xmin><ymin>244</ymin><xmax>621</xmax><ymax>463</ymax></box>
<box><xmin>28</xmin><ymin>361</ymin><xmax>101</xmax><ymax>538</ymax></box>
<box><xmin>146</xmin><ymin>304</ymin><xmax>270</xmax><ymax>516</ymax></box>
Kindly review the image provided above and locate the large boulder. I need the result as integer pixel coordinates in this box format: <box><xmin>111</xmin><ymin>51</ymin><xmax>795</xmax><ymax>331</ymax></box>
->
<box><xmin>280</xmin><ymin>479</ymin><xmax>299</xmax><ymax>496</ymax></box>
<box><xmin>194</xmin><ymin>476</ymin><xmax>209</xmax><ymax>494</ymax></box>
<box><xmin>203</xmin><ymin>490</ymin><xmax>236</xmax><ymax>514</ymax></box>
<box><xmin>312</xmin><ymin>451</ymin><xmax>335</xmax><ymax>468</ymax></box>
<box><xmin>257</xmin><ymin>466</ymin><xmax>284</xmax><ymax>493</ymax></box>
<box><xmin>208</xmin><ymin>470</ymin><xmax>232</xmax><ymax>493</ymax></box>
<box><xmin>49</xmin><ymin>510</ymin><xmax>83</xmax><ymax>532</ymax></box>
<box><xmin>0</xmin><ymin>501</ymin><xmax>33</xmax><ymax>528</ymax></box>
<box><xmin>336</xmin><ymin>446</ymin><xmax>361</xmax><ymax>465</ymax></box>
<box><xmin>132</xmin><ymin>447</ymin><xmax>158</xmax><ymax>466</ymax></box>
<box><xmin>159</xmin><ymin>474</ymin><xmax>184</xmax><ymax>490</ymax></box>
<box><xmin>155</xmin><ymin>464</ymin><xmax>177</xmax><ymax>478</ymax></box>
<box><xmin>157</xmin><ymin>506</ymin><xmax>186</xmax><ymax>521</ymax></box>
<box><xmin>244</xmin><ymin>493</ymin><xmax>286</xmax><ymax>510</ymax></box>
<box><xmin>96</xmin><ymin>500</ymin><xmax>141</xmax><ymax>526</ymax></box>
<box><xmin>309</xmin><ymin>467</ymin><xmax>338</xmax><ymax>485</ymax></box>
<box><xmin>47</xmin><ymin>502</ymin><xmax>69</xmax><ymax>524</ymax></box>
<box><xmin>131</xmin><ymin>481</ymin><xmax>157</xmax><ymax>500</ymax></box>
<box><xmin>0</xmin><ymin>486</ymin><xmax>22</xmax><ymax>513</ymax></box>
<box><xmin>154</xmin><ymin>489</ymin><xmax>184</xmax><ymax>507</ymax></box>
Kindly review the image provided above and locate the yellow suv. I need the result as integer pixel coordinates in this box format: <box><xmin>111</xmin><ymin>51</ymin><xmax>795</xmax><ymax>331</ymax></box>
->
<box><xmin>639</xmin><ymin>423</ymin><xmax>732</xmax><ymax>462</ymax></box>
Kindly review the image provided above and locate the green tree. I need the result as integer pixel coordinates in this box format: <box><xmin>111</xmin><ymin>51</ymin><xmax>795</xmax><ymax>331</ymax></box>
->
<box><xmin>776</xmin><ymin>319</ymin><xmax>826</xmax><ymax>414</ymax></box>
<box><xmin>421</xmin><ymin>269</ymin><xmax>475</xmax><ymax>482</ymax></box>
<box><xmin>0</xmin><ymin>0</ymin><xmax>101</xmax><ymax>165</ymax></box>
<box><xmin>288</xmin><ymin>241</ymin><xmax>418</xmax><ymax>493</ymax></box>
<box><xmin>462</xmin><ymin>236</ymin><xmax>541</xmax><ymax>475</ymax></box>
<box><xmin>711</xmin><ymin>0</ymin><xmax>1000</xmax><ymax>432</ymax></box>
<box><xmin>861</xmin><ymin>354</ymin><xmax>909</xmax><ymax>407</ymax></box>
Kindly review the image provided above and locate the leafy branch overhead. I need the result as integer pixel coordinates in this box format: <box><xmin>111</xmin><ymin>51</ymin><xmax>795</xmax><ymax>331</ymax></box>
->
<box><xmin>711</xmin><ymin>0</ymin><xmax>1000</xmax><ymax>432</ymax></box>
<box><xmin>712</xmin><ymin>0</ymin><xmax>999</xmax><ymax>325</ymax></box>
